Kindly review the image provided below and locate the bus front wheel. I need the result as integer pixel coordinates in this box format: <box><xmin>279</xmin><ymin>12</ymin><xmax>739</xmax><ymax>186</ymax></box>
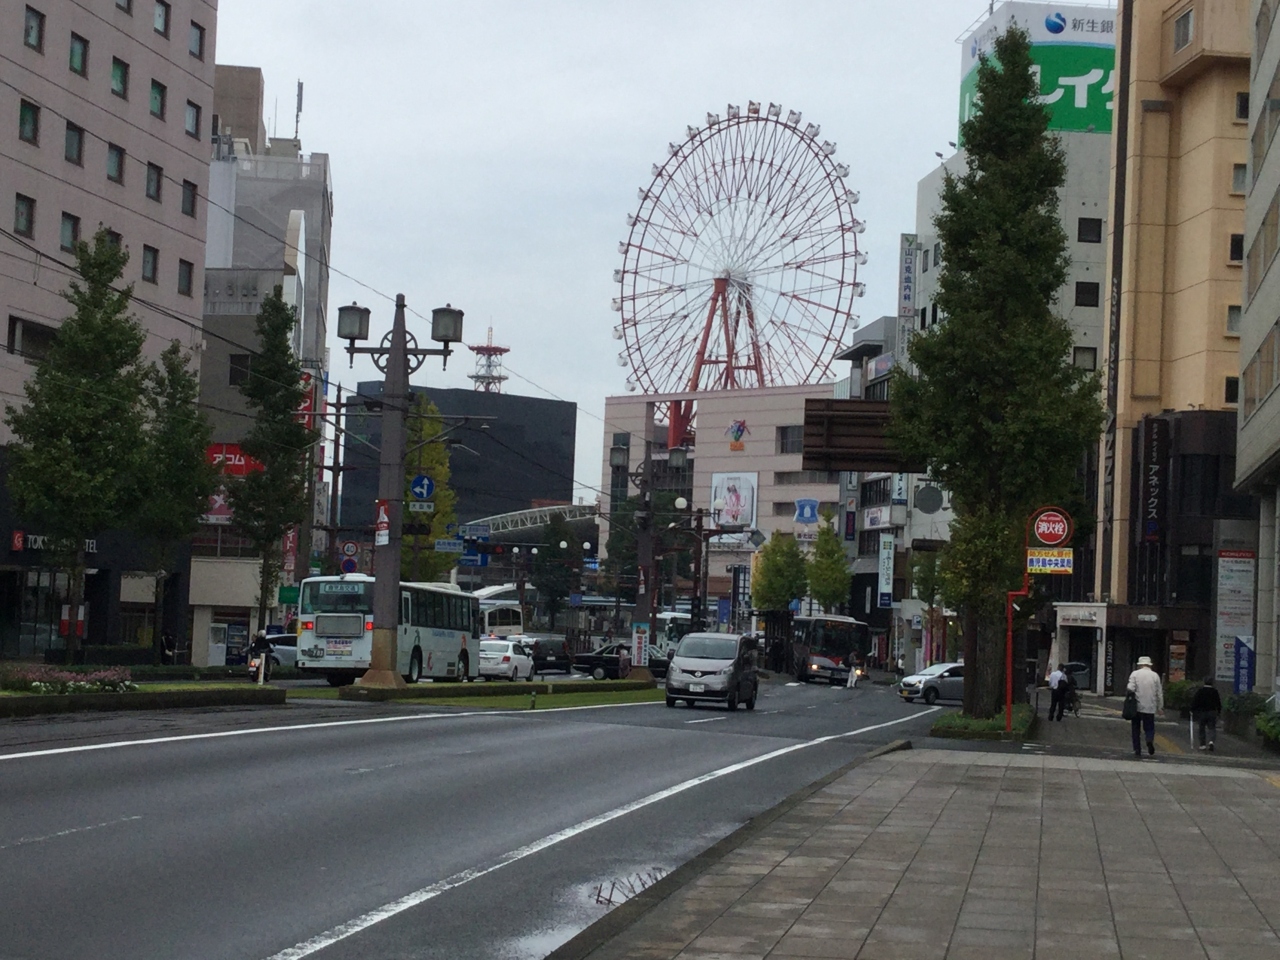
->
<box><xmin>407</xmin><ymin>650</ymin><xmax>422</xmax><ymax>684</ymax></box>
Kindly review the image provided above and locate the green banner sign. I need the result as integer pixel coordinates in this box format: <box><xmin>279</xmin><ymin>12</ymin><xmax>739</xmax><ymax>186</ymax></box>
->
<box><xmin>277</xmin><ymin>585</ymin><xmax>300</xmax><ymax>605</ymax></box>
<box><xmin>960</xmin><ymin>43</ymin><xmax>1115</xmax><ymax>140</ymax></box>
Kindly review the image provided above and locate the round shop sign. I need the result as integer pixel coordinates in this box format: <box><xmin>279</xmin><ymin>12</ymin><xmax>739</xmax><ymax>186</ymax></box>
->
<box><xmin>1031</xmin><ymin>507</ymin><xmax>1073</xmax><ymax>547</ymax></box>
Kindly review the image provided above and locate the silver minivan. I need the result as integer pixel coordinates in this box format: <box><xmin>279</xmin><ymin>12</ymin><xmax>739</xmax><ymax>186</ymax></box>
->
<box><xmin>665</xmin><ymin>632</ymin><xmax>758</xmax><ymax>710</ymax></box>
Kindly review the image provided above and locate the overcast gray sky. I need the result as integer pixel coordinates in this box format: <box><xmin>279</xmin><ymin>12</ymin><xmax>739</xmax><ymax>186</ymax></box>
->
<box><xmin>214</xmin><ymin>0</ymin><xmax>1002</xmax><ymax>507</ymax></box>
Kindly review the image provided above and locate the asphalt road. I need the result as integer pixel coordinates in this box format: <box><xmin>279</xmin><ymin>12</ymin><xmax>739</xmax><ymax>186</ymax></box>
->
<box><xmin>0</xmin><ymin>679</ymin><xmax>940</xmax><ymax>960</ymax></box>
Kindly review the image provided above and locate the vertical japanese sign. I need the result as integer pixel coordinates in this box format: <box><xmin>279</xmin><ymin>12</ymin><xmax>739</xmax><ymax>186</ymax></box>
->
<box><xmin>959</xmin><ymin>2</ymin><xmax>1116</xmax><ymax>140</ymax></box>
<box><xmin>843</xmin><ymin>497</ymin><xmax>857</xmax><ymax>542</ymax></box>
<box><xmin>877</xmin><ymin>533</ymin><xmax>895</xmax><ymax>608</ymax></box>
<box><xmin>1215</xmin><ymin>550</ymin><xmax>1256</xmax><ymax>685</ymax></box>
<box><xmin>631</xmin><ymin>622</ymin><xmax>649</xmax><ymax>667</ymax></box>
<box><xmin>898</xmin><ymin>234</ymin><xmax>917</xmax><ymax>321</ymax></box>
<box><xmin>1139</xmin><ymin>417</ymin><xmax>1168</xmax><ymax>543</ymax></box>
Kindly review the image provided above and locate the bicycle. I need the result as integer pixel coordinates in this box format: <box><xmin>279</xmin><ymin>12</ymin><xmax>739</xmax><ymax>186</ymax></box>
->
<box><xmin>1067</xmin><ymin>687</ymin><xmax>1081</xmax><ymax>718</ymax></box>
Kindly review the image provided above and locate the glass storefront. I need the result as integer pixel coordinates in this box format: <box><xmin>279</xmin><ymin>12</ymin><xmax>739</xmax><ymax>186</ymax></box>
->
<box><xmin>0</xmin><ymin>568</ymin><xmax>70</xmax><ymax>659</ymax></box>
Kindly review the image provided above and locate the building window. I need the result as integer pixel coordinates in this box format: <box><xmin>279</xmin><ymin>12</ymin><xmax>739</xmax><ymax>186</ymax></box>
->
<box><xmin>184</xmin><ymin>101</ymin><xmax>200</xmax><ymax>138</ymax></box>
<box><xmin>104</xmin><ymin>229</ymin><xmax>121</xmax><ymax>248</ymax></box>
<box><xmin>1075</xmin><ymin>282</ymin><xmax>1101</xmax><ymax>307</ymax></box>
<box><xmin>1077</xmin><ymin>217</ymin><xmax>1103</xmax><ymax>243</ymax></box>
<box><xmin>860</xmin><ymin>477</ymin><xmax>891</xmax><ymax>508</ymax></box>
<box><xmin>228</xmin><ymin>354</ymin><xmax>251</xmax><ymax>386</ymax></box>
<box><xmin>181</xmin><ymin>180</ymin><xmax>197</xmax><ymax>216</ymax></box>
<box><xmin>1226</xmin><ymin>377</ymin><xmax>1240</xmax><ymax>404</ymax></box>
<box><xmin>23</xmin><ymin>6</ymin><xmax>44</xmax><ymax>52</ymax></box>
<box><xmin>1230</xmin><ymin>233</ymin><xmax>1245</xmax><ymax>262</ymax></box>
<box><xmin>64</xmin><ymin>122</ymin><xmax>83</xmax><ymax>165</ymax></box>
<box><xmin>931</xmin><ymin>302</ymin><xmax>939</xmax><ymax>325</ymax></box>
<box><xmin>150</xmin><ymin>80</ymin><xmax>166</xmax><ymax>119</ymax></box>
<box><xmin>111</xmin><ymin>58</ymin><xmax>129</xmax><ymax>99</ymax></box>
<box><xmin>107</xmin><ymin>143</ymin><xmax>125</xmax><ymax>183</ymax></box>
<box><xmin>14</xmin><ymin>194</ymin><xmax>35</xmax><ymax>238</ymax></box>
<box><xmin>141</xmin><ymin>245</ymin><xmax>158</xmax><ymax>284</ymax></box>
<box><xmin>146</xmin><ymin>163</ymin><xmax>162</xmax><ymax>201</ymax></box>
<box><xmin>69</xmin><ymin>33</ymin><xmax>88</xmax><ymax>76</ymax></box>
<box><xmin>933</xmin><ymin>241</ymin><xmax>942</xmax><ymax>265</ymax></box>
<box><xmin>18</xmin><ymin>100</ymin><xmax>39</xmax><ymax>144</ymax></box>
<box><xmin>858</xmin><ymin>529</ymin><xmax>885</xmax><ymax>557</ymax></box>
<box><xmin>919</xmin><ymin>306</ymin><xmax>927</xmax><ymax>331</ymax></box>
<box><xmin>776</xmin><ymin>425</ymin><xmax>804</xmax><ymax>455</ymax></box>
<box><xmin>177</xmin><ymin>258</ymin><xmax>193</xmax><ymax>297</ymax></box>
<box><xmin>921</xmin><ymin>249</ymin><xmax>930</xmax><ymax>273</ymax></box>
<box><xmin>1237</xmin><ymin>92</ymin><xmax>1250</xmax><ymax>121</ymax></box>
<box><xmin>1227</xmin><ymin>304</ymin><xmax>1242</xmax><ymax>335</ymax></box>
<box><xmin>1073</xmin><ymin>346</ymin><xmax>1097</xmax><ymax>370</ymax></box>
<box><xmin>189</xmin><ymin>21</ymin><xmax>205</xmax><ymax>59</ymax></box>
<box><xmin>8</xmin><ymin>316</ymin><xmax>57</xmax><ymax>363</ymax></box>
<box><xmin>116</xmin><ymin>0</ymin><xmax>131</xmax><ymax>11</ymax></box>
<box><xmin>153</xmin><ymin>0</ymin><xmax>170</xmax><ymax>37</ymax></box>
<box><xmin>1232</xmin><ymin>163</ymin><xmax>1248</xmax><ymax>194</ymax></box>
<box><xmin>1173</xmin><ymin>9</ymin><xmax>1194</xmax><ymax>52</ymax></box>
<box><xmin>59</xmin><ymin>212</ymin><xmax>80</xmax><ymax>252</ymax></box>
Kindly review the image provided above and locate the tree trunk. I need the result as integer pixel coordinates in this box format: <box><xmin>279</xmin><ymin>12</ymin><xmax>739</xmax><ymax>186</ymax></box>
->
<box><xmin>961</xmin><ymin>607</ymin><xmax>979</xmax><ymax>715</ymax></box>
<box><xmin>970</xmin><ymin>613</ymin><xmax>1006</xmax><ymax>719</ymax></box>
<box><xmin>66</xmin><ymin>550</ymin><xmax>86</xmax><ymax>663</ymax></box>
<box><xmin>152</xmin><ymin>570</ymin><xmax>166</xmax><ymax>664</ymax></box>
<box><xmin>256</xmin><ymin>548</ymin><xmax>275</xmax><ymax>635</ymax></box>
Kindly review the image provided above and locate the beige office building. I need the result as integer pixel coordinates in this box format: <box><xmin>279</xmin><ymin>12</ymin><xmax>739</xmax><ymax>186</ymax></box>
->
<box><xmin>1</xmin><ymin>1</ymin><xmax>217</xmax><ymax>659</ymax></box>
<box><xmin>1095</xmin><ymin>0</ymin><xmax>1253</xmax><ymax>688</ymax></box>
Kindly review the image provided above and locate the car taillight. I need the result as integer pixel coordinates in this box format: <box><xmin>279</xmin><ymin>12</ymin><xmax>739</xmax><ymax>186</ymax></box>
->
<box><xmin>365</xmin><ymin>620</ymin><xmax>374</xmax><ymax>631</ymax></box>
<box><xmin>501</xmin><ymin>655</ymin><xmax>511</xmax><ymax>663</ymax></box>
<box><xmin>302</xmin><ymin>621</ymin><xmax>314</xmax><ymax>631</ymax></box>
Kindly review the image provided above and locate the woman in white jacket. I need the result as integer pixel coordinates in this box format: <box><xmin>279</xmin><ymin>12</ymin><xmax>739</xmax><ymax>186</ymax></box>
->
<box><xmin>1126</xmin><ymin>656</ymin><xmax>1164</xmax><ymax>757</ymax></box>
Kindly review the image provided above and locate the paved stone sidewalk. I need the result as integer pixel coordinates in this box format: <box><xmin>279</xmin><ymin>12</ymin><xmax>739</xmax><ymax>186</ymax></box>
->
<box><xmin>565</xmin><ymin>749</ymin><xmax>1280</xmax><ymax>960</ymax></box>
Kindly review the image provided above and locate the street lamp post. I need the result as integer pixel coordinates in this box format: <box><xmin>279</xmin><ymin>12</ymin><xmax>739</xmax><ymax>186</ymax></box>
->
<box><xmin>339</xmin><ymin>295</ymin><xmax>463</xmax><ymax>688</ymax></box>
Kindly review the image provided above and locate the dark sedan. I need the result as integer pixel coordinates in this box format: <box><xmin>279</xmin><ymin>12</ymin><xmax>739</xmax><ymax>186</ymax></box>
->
<box><xmin>522</xmin><ymin>635</ymin><xmax>572</xmax><ymax>674</ymax></box>
<box><xmin>571</xmin><ymin>642</ymin><xmax>632</xmax><ymax>680</ymax></box>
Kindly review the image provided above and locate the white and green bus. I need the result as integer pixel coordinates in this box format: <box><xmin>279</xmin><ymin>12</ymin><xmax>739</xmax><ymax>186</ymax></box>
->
<box><xmin>296</xmin><ymin>575</ymin><xmax>481</xmax><ymax>686</ymax></box>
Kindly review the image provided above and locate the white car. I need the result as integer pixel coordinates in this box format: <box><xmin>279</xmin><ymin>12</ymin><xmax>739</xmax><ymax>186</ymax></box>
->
<box><xmin>478</xmin><ymin>639</ymin><xmax>535</xmax><ymax>681</ymax></box>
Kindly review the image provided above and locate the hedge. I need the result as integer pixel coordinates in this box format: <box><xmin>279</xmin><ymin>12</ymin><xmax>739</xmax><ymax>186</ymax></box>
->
<box><xmin>339</xmin><ymin>678</ymin><xmax>655</xmax><ymax>702</ymax></box>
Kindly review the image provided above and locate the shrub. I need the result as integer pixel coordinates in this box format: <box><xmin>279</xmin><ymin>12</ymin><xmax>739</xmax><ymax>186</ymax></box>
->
<box><xmin>0</xmin><ymin>664</ymin><xmax>136</xmax><ymax>694</ymax></box>
<box><xmin>1165</xmin><ymin>679</ymin><xmax>1197</xmax><ymax>712</ymax></box>
<box><xmin>1256</xmin><ymin>712</ymin><xmax>1280</xmax><ymax>745</ymax></box>
<box><xmin>1226</xmin><ymin>692</ymin><xmax>1268</xmax><ymax>716</ymax></box>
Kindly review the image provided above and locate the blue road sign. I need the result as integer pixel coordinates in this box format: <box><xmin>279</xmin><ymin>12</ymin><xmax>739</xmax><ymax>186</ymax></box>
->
<box><xmin>410</xmin><ymin>475</ymin><xmax>435</xmax><ymax>500</ymax></box>
<box><xmin>340</xmin><ymin>557</ymin><xmax>358</xmax><ymax>574</ymax></box>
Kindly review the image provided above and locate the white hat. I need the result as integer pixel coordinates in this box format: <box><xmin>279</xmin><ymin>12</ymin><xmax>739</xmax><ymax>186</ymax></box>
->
<box><xmin>1137</xmin><ymin>656</ymin><xmax>1153</xmax><ymax>667</ymax></box>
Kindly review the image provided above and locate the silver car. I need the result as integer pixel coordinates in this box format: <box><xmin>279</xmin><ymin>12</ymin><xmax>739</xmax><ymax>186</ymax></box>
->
<box><xmin>898</xmin><ymin>662</ymin><xmax>964</xmax><ymax>704</ymax></box>
<box><xmin>665</xmin><ymin>632</ymin><xmax>758</xmax><ymax>711</ymax></box>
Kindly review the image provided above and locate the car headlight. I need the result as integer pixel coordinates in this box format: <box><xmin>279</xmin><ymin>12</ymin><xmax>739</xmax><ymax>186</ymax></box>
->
<box><xmin>719</xmin><ymin>666</ymin><xmax>734</xmax><ymax>675</ymax></box>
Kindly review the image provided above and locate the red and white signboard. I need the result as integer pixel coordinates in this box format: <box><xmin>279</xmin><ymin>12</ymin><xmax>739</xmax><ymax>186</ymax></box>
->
<box><xmin>375</xmin><ymin>499</ymin><xmax>391</xmax><ymax>546</ymax></box>
<box><xmin>207</xmin><ymin>443</ymin><xmax>263</xmax><ymax>477</ymax></box>
<box><xmin>1032</xmin><ymin>508</ymin><xmax>1072</xmax><ymax>547</ymax></box>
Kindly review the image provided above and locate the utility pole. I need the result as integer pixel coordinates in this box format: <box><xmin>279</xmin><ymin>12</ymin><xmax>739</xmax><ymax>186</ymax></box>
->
<box><xmin>339</xmin><ymin>295</ymin><xmax>463</xmax><ymax>688</ymax></box>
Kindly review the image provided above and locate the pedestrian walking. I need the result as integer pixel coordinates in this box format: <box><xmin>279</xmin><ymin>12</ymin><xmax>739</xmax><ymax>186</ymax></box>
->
<box><xmin>1126</xmin><ymin>656</ymin><xmax>1164</xmax><ymax>758</ymax></box>
<box><xmin>1189</xmin><ymin>676</ymin><xmax>1222</xmax><ymax>752</ymax></box>
<box><xmin>1048</xmin><ymin>663</ymin><xmax>1068</xmax><ymax>721</ymax></box>
<box><xmin>845</xmin><ymin>651</ymin><xmax>859</xmax><ymax>689</ymax></box>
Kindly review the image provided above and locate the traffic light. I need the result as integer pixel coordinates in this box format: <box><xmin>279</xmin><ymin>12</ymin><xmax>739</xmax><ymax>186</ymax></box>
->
<box><xmin>471</xmin><ymin>541</ymin><xmax>506</xmax><ymax>556</ymax></box>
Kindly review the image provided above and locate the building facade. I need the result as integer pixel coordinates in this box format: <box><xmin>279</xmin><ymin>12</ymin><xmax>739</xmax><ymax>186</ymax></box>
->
<box><xmin>1</xmin><ymin>0</ymin><xmax>218</xmax><ymax>658</ymax></box>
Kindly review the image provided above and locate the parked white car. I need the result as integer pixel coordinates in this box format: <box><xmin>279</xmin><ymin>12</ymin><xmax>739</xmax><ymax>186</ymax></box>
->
<box><xmin>478</xmin><ymin>639</ymin><xmax>535</xmax><ymax>681</ymax></box>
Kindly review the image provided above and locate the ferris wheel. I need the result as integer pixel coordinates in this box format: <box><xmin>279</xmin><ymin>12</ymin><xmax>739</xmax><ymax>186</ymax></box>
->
<box><xmin>613</xmin><ymin>101</ymin><xmax>866</xmax><ymax>447</ymax></box>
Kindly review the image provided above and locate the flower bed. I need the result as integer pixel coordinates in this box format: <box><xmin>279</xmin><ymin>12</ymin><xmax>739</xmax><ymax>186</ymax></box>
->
<box><xmin>1</xmin><ymin>664</ymin><xmax>136</xmax><ymax>695</ymax></box>
<box><xmin>930</xmin><ymin>703</ymin><xmax>1037</xmax><ymax>741</ymax></box>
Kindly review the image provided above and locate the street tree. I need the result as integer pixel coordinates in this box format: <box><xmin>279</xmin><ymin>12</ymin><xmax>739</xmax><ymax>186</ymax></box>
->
<box><xmin>227</xmin><ymin>287</ymin><xmax>317</xmax><ymax>633</ymax></box>
<box><xmin>910</xmin><ymin>550</ymin><xmax>945</xmax><ymax>662</ymax></box>
<box><xmin>806</xmin><ymin>516</ymin><xmax>849</xmax><ymax>613</ymax></box>
<box><xmin>4</xmin><ymin>230</ymin><xmax>152</xmax><ymax>660</ymax></box>
<box><xmin>751</xmin><ymin>531</ymin><xmax>808</xmax><ymax>612</ymax></box>
<box><xmin>532</xmin><ymin>512</ymin><xmax>580</xmax><ymax>629</ymax></box>
<box><xmin>133</xmin><ymin>342</ymin><xmax>217</xmax><ymax>658</ymax></box>
<box><xmin>603</xmin><ymin>492</ymin><xmax>693</xmax><ymax>604</ymax></box>
<box><xmin>402</xmin><ymin>395</ymin><xmax>458</xmax><ymax>581</ymax></box>
<box><xmin>889</xmin><ymin>26</ymin><xmax>1105</xmax><ymax>717</ymax></box>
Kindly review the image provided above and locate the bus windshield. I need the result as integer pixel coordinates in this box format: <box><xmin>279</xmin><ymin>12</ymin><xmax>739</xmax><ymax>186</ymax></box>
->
<box><xmin>300</xmin><ymin>581</ymin><xmax>373</xmax><ymax>615</ymax></box>
<box><xmin>795</xmin><ymin>618</ymin><xmax>867</xmax><ymax>661</ymax></box>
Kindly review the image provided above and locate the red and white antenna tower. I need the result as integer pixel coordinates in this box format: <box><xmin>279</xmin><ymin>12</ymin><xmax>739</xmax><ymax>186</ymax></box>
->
<box><xmin>468</xmin><ymin>327</ymin><xmax>509</xmax><ymax>393</ymax></box>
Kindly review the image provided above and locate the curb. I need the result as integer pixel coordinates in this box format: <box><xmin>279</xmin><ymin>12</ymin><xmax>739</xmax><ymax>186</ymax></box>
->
<box><xmin>338</xmin><ymin>678</ymin><xmax>655</xmax><ymax>702</ymax></box>
<box><xmin>544</xmin><ymin>738</ymin><xmax>914</xmax><ymax>960</ymax></box>
<box><xmin>0</xmin><ymin>686</ymin><xmax>286</xmax><ymax>718</ymax></box>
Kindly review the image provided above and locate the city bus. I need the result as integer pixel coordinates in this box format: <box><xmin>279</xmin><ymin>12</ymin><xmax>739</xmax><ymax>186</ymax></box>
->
<box><xmin>480</xmin><ymin>602</ymin><xmax>524</xmax><ymax>637</ymax></box>
<box><xmin>656</xmin><ymin>611</ymin><xmax>693</xmax><ymax>653</ymax></box>
<box><xmin>296</xmin><ymin>575</ymin><xmax>480</xmax><ymax>686</ymax></box>
<box><xmin>792</xmin><ymin>614</ymin><xmax>871</xmax><ymax>684</ymax></box>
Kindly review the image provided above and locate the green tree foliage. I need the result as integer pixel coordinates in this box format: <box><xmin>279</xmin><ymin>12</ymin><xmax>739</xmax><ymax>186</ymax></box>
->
<box><xmin>751</xmin><ymin>531</ymin><xmax>808</xmax><ymax>612</ymax></box>
<box><xmin>134</xmin><ymin>342</ymin><xmax>217</xmax><ymax>656</ymax></box>
<box><xmin>603</xmin><ymin>493</ymin><xmax>693</xmax><ymax>603</ymax></box>
<box><xmin>888</xmin><ymin>26</ymin><xmax>1105</xmax><ymax>717</ymax></box>
<box><xmin>5</xmin><ymin>231</ymin><xmax>153</xmax><ymax>658</ymax></box>
<box><xmin>806</xmin><ymin>516</ymin><xmax>849</xmax><ymax>613</ymax></box>
<box><xmin>532</xmin><ymin>512</ymin><xmax>580</xmax><ymax>628</ymax></box>
<box><xmin>401</xmin><ymin>396</ymin><xmax>458</xmax><ymax>581</ymax></box>
<box><xmin>227</xmin><ymin>287</ymin><xmax>317</xmax><ymax>632</ymax></box>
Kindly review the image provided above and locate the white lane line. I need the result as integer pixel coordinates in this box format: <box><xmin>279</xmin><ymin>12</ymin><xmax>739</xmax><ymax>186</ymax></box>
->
<box><xmin>0</xmin><ymin>701</ymin><xmax>665</xmax><ymax>763</ymax></box>
<box><xmin>260</xmin><ymin>707</ymin><xmax>940</xmax><ymax>960</ymax></box>
<box><xmin>684</xmin><ymin>716</ymin><xmax>727</xmax><ymax>724</ymax></box>
<box><xmin>0</xmin><ymin>815</ymin><xmax>142</xmax><ymax>851</ymax></box>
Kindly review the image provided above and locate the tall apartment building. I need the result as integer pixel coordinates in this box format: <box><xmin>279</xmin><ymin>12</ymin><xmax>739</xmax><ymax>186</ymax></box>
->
<box><xmin>1</xmin><ymin>1</ymin><xmax>218</xmax><ymax>659</ymax></box>
<box><xmin>1234</xmin><ymin>0</ymin><xmax>1280</xmax><ymax>694</ymax></box>
<box><xmin>1095</xmin><ymin>0</ymin><xmax>1253</xmax><ymax>691</ymax></box>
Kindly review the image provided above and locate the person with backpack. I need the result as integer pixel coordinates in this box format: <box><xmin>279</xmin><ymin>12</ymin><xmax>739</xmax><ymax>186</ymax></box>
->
<box><xmin>1048</xmin><ymin>663</ymin><xmax>1068</xmax><ymax>721</ymax></box>
<box><xmin>1189</xmin><ymin>676</ymin><xmax>1223</xmax><ymax>752</ymax></box>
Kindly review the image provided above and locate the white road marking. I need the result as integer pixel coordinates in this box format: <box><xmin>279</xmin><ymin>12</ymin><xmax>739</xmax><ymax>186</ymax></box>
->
<box><xmin>684</xmin><ymin>716</ymin><xmax>727</xmax><ymax>724</ymax></box>
<box><xmin>785</xmin><ymin>682</ymin><xmax>801</xmax><ymax>687</ymax></box>
<box><xmin>0</xmin><ymin>701</ymin><xmax>663</xmax><ymax>763</ymax></box>
<box><xmin>259</xmin><ymin>707</ymin><xmax>940</xmax><ymax>960</ymax></box>
<box><xmin>0</xmin><ymin>815</ymin><xmax>142</xmax><ymax>851</ymax></box>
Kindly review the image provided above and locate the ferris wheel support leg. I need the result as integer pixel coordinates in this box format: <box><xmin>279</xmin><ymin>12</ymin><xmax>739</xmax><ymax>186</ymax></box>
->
<box><xmin>668</xmin><ymin>400</ymin><xmax>694</xmax><ymax>450</ymax></box>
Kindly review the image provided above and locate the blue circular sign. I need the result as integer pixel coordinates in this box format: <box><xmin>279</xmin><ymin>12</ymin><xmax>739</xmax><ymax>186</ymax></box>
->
<box><xmin>1045</xmin><ymin>12</ymin><xmax>1066</xmax><ymax>34</ymax></box>
<box><xmin>340</xmin><ymin>557</ymin><xmax>358</xmax><ymax>574</ymax></box>
<box><xmin>411</xmin><ymin>474</ymin><xmax>435</xmax><ymax>500</ymax></box>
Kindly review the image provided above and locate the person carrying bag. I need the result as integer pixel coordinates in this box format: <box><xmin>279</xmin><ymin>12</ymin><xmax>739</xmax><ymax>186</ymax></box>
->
<box><xmin>1125</xmin><ymin>656</ymin><xmax>1164</xmax><ymax>758</ymax></box>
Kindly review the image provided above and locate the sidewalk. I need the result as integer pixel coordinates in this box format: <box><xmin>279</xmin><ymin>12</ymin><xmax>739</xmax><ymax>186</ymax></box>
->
<box><xmin>550</xmin><ymin>746</ymin><xmax>1280</xmax><ymax>960</ymax></box>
